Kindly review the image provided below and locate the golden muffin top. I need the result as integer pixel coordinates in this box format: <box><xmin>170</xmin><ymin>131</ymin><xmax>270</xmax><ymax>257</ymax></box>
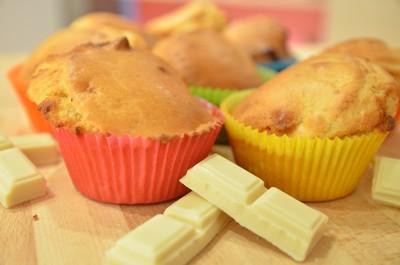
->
<box><xmin>71</xmin><ymin>12</ymin><xmax>141</xmax><ymax>33</ymax></box>
<box><xmin>146</xmin><ymin>0</ymin><xmax>226</xmax><ymax>39</ymax></box>
<box><xmin>70</xmin><ymin>12</ymin><xmax>153</xmax><ymax>44</ymax></box>
<box><xmin>153</xmin><ymin>30</ymin><xmax>262</xmax><ymax>90</ymax></box>
<box><xmin>324</xmin><ymin>38</ymin><xmax>400</xmax><ymax>82</ymax></box>
<box><xmin>223</xmin><ymin>15</ymin><xmax>290</xmax><ymax>63</ymax></box>
<box><xmin>20</xmin><ymin>13</ymin><xmax>149</xmax><ymax>86</ymax></box>
<box><xmin>233</xmin><ymin>53</ymin><xmax>400</xmax><ymax>138</ymax></box>
<box><xmin>27</xmin><ymin>39</ymin><xmax>216</xmax><ymax>138</ymax></box>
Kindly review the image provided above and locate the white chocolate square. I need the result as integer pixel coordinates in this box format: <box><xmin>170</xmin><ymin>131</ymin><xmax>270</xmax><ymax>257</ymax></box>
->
<box><xmin>118</xmin><ymin>215</ymin><xmax>195</xmax><ymax>264</ymax></box>
<box><xmin>0</xmin><ymin>148</ymin><xmax>46</xmax><ymax>208</ymax></box>
<box><xmin>10</xmin><ymin>133</ymin><xmax>60</xmax><ymax>166</ymax></box>
<box><xmin>105</xmin><ymin>192</ymin><xmax>230</xmax><ymax>265</ymax></box>
<box><xmin>164</xmin><ymin>192</ymin><xmax>221</xmax><ymax>230</ymax></box>
<box><xmin>180</xmin><ymin>154</ymin><xmax>328</xmax><ymax>262</ymax></box>
<box><xmin>372</xmin><ymin>156</ymin><xmax>400</xmax><ymax>207</ymax></box>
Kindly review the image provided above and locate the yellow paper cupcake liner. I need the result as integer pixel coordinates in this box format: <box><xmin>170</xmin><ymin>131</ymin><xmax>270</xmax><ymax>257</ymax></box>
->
<box><xmin>221</xmin><ymin>91</ymin><xmax>388</xmax><ymax>201</ymax></box>
<box><xmin>190</xmin><ymin>67</ymin><xmax>276</xmax><ymax>106</ymax></box>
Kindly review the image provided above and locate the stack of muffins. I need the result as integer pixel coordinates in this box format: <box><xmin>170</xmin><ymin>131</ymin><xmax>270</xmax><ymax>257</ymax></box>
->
<box><xmin>7</xmin><ymin>0</ymin><xmax>400</xmax><ymax>204</ymax></box>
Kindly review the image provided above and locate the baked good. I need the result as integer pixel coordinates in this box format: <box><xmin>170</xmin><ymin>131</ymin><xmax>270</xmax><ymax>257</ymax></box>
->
<box><xmin>323</xmin><ymin>38</ymin><xmax>400</xmax><ymax>82</ymax></box>
<box><xmin>70</xmin><ymin>12</ymin><xmax>153</xmax><ymax>44</ymax></box>
<box><xmin>224</xmin><ymin>15</ymin><xmax>290</xmax><ymax>63</ymax></box>
<box><xmin>71</xmin><ymin>12</ymin><xmax>142</xmax><ymax>33</ymax></box>
<box><xmin>20</xmin><ymin>14</ymin><xmax>148</xmax><ymax>86</ymax></box>
<box><xmin>233</xmin><ymin>53</ymin><xmax>400</xmax><ymax>138</ymax></box>
<box><xmin>27</xmin><ymin>38</ymin><xmax>223</xmax><ymax>204</ymax></box>
<box><xmin>146</xmin><ymin>0</ymin><xmax>226</xmax><ymax>39</ymax></box>
<box><xmin>27</xmin><ymin>38</ymin><xmax>215</xmax><ymax>138</ymax></box>
<box><xmin>153</xmin><ymin>30</ymin><xmax>262</xmax><ymax>89</ymax></box>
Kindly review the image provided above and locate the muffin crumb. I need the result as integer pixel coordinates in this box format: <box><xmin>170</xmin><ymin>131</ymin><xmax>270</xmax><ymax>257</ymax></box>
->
<box><xmin>379</xmin><ymin>116</ymin><xmax>396</xmax><ymax>131</ymax></box>
<box><xmin>38</xmin><ymin>100</ymin><xmax>55</xmax><ymax>116</ymax></box>
<box><xmin>158</xmin><ymin>66</ymin><xmax>168</xmax><ymax>74</ymax></box>
<box><xmin>109</xmin><ymin>37</ymin><xmax>131</xmax><ymax>50</ymax></box>
<box><xmin>270</xmin><ymin>110</ymin><xmax>297</xmax><ymax>134</ymax></box>
<box><xmin>33</xmin><ymin>214</ymin><xmax>39</xmax><ymax>222</ymax></box>
<box><xmin>75</xmin><ymin>126</ymin><xmax>83</xmax><ymax>135</ymax></box>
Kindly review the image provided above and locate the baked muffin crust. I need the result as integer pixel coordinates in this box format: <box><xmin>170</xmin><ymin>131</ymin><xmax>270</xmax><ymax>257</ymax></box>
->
<box><xmin>233</xmin><ymin>53</ymin><xmax>400</xmax><ymax>138</ymax></box>
<box><xmin>20</xmin><ymin>14</ymin><xmax>149</xmax><ymax>86</ymax></box>
<box><xmin>153</xmin><ymin>30</ymin><xmax>262</xmax><ymax>89</ymax></box>
<box><xmin>224</xmin><ymin>15</ymin><xmax>290</xmax><ymax>63</ymax></box>
<box><xmin>70</xmin><ymin>12</ymin><xmax>153</xmax><ymax>45</ymax></box>
<box><xmin>28</xmin><ymin>39</ymin><xmax>216</xmax><ymax>138</ymax></box>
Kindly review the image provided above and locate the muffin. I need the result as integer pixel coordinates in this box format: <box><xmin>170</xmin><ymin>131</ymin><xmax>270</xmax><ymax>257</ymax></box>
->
<box><xmin>146</xmin><ymin>0</ymin><xmax>226</xmax><ymax>39</ymax></box>
<box><xmin>234</xmin><ymin>53</ymin><xmax>399</xmax><ymax>137</ymax></box>
<box><xmin>323</xmin><ymin>37</ymin><xmax>400</xmax><ymax>82</ymax></box>
<box><xmin>8</xmin><ymin>12</ymin><xmax>148</xmax><ymax>132</ymax></box>
<box><xmin>153</xmin><ymin>29</ymin><xmax>268</xmax><ymax>106</ymax></box>
<box><xmin>21</xmin><ymin>25</ymin><xmax>148</xmax><ymax>86</ymax></box>
<box><xmin>28</xmin><ymin>39</ymin><xmax>223</xmax><ymax>203</ymax></box>
<box><xmin>224</xmin><ymin>15</ymin><xmax>290</xmax><ymax>64</ymax></box>
<box><xmin>70</xmin><ymin>12</ymin><xmax>143</xmax><ymax>33</ymax></box>
<box><xmin>153</xmin><ymin>29</ymin><xmax>262</xmax><ymax>89</ymax></box>
<box><xmin>222</xmin><ymin>53</ymin><xmax>399</xmax><ymax>201</ymax></box>
<box><xmin>70</xmin><ymin>12</ymin><xmax>153</xmax><ymax>45</ymax></box>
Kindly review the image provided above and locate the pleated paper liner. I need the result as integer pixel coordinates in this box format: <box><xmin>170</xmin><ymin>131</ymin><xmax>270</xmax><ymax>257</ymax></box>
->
<box><xmin>221</xmin><ymin>91</ymin><xmax>388</xmax><ymax>202</ymax></box>
<box><xmin>189</xmin><ymin>67</ymin><xmax>276</xmax><ymax>106</ymax></box>
<box><xmin>53</xmin><ymin>100</ymin><xmax>224</xmax><ymax>204</ymax></box>
<box><xmin>7</xmin><ymin>64</ymin><xmax>52</xmax><ymax>132</ymax></box>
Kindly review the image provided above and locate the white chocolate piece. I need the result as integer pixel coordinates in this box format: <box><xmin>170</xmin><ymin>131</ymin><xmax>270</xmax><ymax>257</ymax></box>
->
<box><xmin>0</xmin><ymin>148</ymin><xmax>46</xmax><ymax>208</ymax></box>
<box><xmin>0</xmin><ymin>133</ymin><xmax>12</xmax><ymax>150</ymax></box>
<box><xmin>372</xmin><ymin>156</ymin><xmax>400</xmax><ymax>207</ymax></box>
<box><xmin>180</xmin><ymin>154</ymin><xmax>328</xmax><ymax>262</ymax></box>
<box><xmin>10</xmin><ymin>133</ymin><xmax>60</xmax><ymax>166</ymax></box>
<box><xmin>105</xmin><ymin>192</ymin><xmax>230</xmax><ymax>265</ymax></box>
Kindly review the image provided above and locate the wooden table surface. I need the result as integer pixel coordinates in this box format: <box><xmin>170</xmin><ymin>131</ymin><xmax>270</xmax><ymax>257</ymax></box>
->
<box><xmin>1</xmin><ymin>55</ymin><xmax>399</xmax><ymax>265</ymax></box>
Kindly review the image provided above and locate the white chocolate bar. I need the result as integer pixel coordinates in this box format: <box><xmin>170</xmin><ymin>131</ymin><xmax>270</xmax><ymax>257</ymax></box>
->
<box><xmin>105</xmin><ymin>192</ymin><xmax>230</xmax><ymax>265</ymax></box>
<box><xmin>372</xmin><ymin>156</ymin><xmax>400</xmax><ymax>207</ymax></box>
<box><xmin>10</xmin><ymin>133</ymin><xmax>60</xmax><ymax>166</ymax></box>
<box><xmin>0</xmin><ymin>148</ymin><xmax>46</xmax><ymax>208</ymax></box>
<box><xmin>0</xmin><ymin>133</ymin><xmax>12</xmax><ymax>150</ymax></box>
<box><xmin>180</xmin><ymin>154</ymin><xmax>328</xmax><ymax>262</ymax></box>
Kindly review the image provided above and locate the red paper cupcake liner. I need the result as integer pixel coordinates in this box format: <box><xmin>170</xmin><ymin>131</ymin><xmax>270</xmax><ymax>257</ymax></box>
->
<box><xmin>7</xmin><ymin>64</ymin><xmax>52</xmax><ymax>132</ymax></box>
<box><xmin>53</xmin><ymin>100</ymin><xmax>224</xmax><ymax>204</ymax></box>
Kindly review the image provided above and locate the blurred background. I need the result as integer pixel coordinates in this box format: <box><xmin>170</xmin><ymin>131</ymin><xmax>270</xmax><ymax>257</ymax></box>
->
<box><xmin>1</xmin><ymin>0</ymin><xmax>399</xmax><ymax>53</ymax></box>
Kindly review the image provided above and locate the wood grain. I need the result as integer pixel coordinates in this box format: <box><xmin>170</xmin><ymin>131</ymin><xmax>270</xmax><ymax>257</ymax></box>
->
<box><xmin>1</xmin><ymin>54</ymin><xmax>399</xmax><ymax>265</ymax></box>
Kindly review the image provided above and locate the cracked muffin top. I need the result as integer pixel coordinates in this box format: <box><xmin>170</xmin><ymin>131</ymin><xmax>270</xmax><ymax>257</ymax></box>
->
<box><xmin>152</xmin><ymin>29</ymin><xmax>262</xmax><ymax>90</ymax></box>
<box><xmin>19</xmin><ymin>13</ymin><xmax>149</xmax><ymax>86</ymax></box>
<box><xmin>27</xmin><ymin>39</ymin><xmax>216</xmax><ymax>138</ymax></box>
<box><xmin>233</xmin><ymin>53</ymin><xmax>400</xmax><ymax>138</ymax></box>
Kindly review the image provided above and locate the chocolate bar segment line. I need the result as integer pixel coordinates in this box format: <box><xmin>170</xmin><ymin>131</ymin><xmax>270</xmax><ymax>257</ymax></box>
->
<box><xmin>0</xmin><ymin>133</ymin><xmax>12</xmax><ymax>151</ymax></box>
<box><xmin>164</xmin><ymin>190</ymin><xmax>222</xmax><ymax>230</ymax></box>
<box><xmin>180</xmin><ymin>154</ymin><xmax>328</xmax><ymax>262</ymax></box>
<box><xmin>10</xmin><ymin>133</ymin><xmax>60</xmax><ymax>166</ymax></box>
<box><xmin>0</xmin><ymin>148</ymin><xmax>46</xmax><ymax>208</ymax></box>
<box><xmin>104</xmin><ymin>192</ymin><xmax>230</xmax><ymax>265</ymax></box>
